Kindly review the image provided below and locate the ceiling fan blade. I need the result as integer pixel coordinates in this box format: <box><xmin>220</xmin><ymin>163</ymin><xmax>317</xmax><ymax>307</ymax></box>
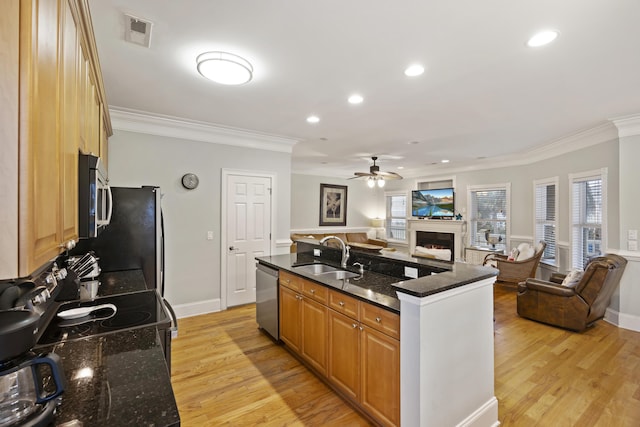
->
<box><xmin>375</xmin><ymin>171</ymin><xmax>403</xmax><ymax>179</ymax></box>
<box><xmin>353</xmin><ymin>172</ymin><xmax>375</xmax><ymax>177</ymax></box>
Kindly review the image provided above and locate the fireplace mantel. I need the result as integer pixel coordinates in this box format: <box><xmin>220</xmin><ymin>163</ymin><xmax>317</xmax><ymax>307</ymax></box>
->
<box><xmin>408</xmin><ymin>219</ymin><xmax>466</xmax><ymax>261</ymax></box>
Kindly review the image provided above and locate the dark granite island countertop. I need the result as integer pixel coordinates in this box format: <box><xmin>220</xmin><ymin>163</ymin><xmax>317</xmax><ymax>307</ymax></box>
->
<box><xmin>37</xmin><ymin>326</ymin><xmax>180</xmax><ymax>427</ymax></box>
<box><xmin>258</xmin><ymin>245</ymin><xmax>498</xmax><ymax>312</ymax></box>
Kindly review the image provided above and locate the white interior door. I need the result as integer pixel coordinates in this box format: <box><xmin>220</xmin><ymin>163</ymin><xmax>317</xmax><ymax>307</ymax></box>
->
<box><xmin>225</xmin><ymin>174</ymin><xmax>272</xmax><ymax>307</ymax></box>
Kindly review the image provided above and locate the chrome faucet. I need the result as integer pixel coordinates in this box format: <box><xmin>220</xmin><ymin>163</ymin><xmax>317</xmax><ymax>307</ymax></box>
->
<box><xmin>319</xmin><ymin>235</ymin><xmax>350</xmax><ymax>268</ymax></box>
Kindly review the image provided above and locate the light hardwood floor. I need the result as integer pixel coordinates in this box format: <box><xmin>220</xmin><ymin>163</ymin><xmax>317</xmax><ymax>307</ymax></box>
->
<box><xmin>172</xmin><ymin>286</ymin><xmax>640</xmax><ymax>426</ymax></box>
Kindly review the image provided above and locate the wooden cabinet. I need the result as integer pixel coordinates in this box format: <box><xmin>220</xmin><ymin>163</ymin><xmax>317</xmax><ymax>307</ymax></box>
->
<box><xmin>1</xmin><ymin>0</ymin><xmax>112</xmax><ymax>278</ymax></box>
<box><xmin>361</xmin><ymin>325</ymin><xmax>400</xmax><ymax>426</ymax></box>
<box><xmin>279</xmin><ymin>285</ymin><xmax>302</xmax><ymax>352</ymax></box>
<box><xmin>279</xmin><ymin>273</ymin><xmax>400</xmax><ymax>426</ymax></box>
<box><xmin>280</xmin><ymin>273</ymin><xmax>328</xmax><ymax>374</ymax></box>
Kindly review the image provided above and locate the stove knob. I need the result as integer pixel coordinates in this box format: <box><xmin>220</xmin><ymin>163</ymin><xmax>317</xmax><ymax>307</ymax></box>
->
<box><xmin>33</xmin><ymin>290</ymin><xmax>49</xmax><ymax>305</ymax></box>
<box><xmin>45</xmin><ymin>274</ymin><xmax>56</xmax><ymax>285</ymax></box>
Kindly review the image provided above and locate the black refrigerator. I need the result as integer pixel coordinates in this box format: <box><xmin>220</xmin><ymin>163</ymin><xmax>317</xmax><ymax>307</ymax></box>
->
<box><xmin>88</xmin><ymin>186</ymin><xmax>165</xmax><ymax>295</ymax></box>
<box><xmin>73</xmin><ymin>186</ymin><xmax>177</xmax><ymax>366</ymax></box>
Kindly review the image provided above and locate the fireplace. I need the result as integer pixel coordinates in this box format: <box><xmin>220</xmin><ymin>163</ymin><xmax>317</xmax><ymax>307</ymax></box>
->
<box><xmin>415</xmin><ymin>231</ymin><xmax>454</xmax><ymax>262</ymax></box>
<box><xmin>408</xmin><ymin>219</ymin><xmax>466</xmax><ymax>263</ymax></box>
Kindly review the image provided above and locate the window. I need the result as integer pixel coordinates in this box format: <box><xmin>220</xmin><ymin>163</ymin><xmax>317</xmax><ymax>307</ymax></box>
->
<box><xmin>385</xmin><ymin>191</ymin><xmax>408</xmax><ymax>242</ymax></box>
<box><xmin>534</xmin><ymin>177</ymin><xmax>558</xmax><ymax>264</ymax></box>
<box><xmin>570</xmin><ymin>169</ymin><xmax>607</xmax><ymax>269</ymax></box>
<box><xmin>468</xmin><ymin>184</ymin><xmax>510</xmax><ymax>252</ymax></box>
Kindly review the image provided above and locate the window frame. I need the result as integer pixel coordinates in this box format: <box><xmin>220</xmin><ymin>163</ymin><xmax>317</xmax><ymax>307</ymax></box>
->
<box><xmin>569</xmin><ymin>168</ymin><xmax>607</xmax><ymax>269</ymax></box>
<box><xmin>385</xmin><ymin>190</ymin><xmax>409</xmax><ymax>243</ymax></box>
<box><xmin>467</xmin><ymin>183</ymin><xmax>511</xmax><ymax>251</ymax></box>
<box><xmin>533</xmin><ymin>176</ymin><xmax>559</xmax><ymax>266</ymax></box>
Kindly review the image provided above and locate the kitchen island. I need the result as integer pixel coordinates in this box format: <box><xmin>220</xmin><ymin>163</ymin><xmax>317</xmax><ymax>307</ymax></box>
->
<box><xmin>258</xmin><ymin>240</ymin><xmax>499</xmax><ymax>427</ymax></box>
<box><xmin>35</xmin><ymin>269</ymin><xmax>180</xmax><ymax>427</ymax></box>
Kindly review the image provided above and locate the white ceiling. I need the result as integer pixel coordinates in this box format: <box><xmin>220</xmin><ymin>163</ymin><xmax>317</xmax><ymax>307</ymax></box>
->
<box><xmin>89</xmin><ymin>0</ymin><xmax>640</xmax><ymax>179</ymax></box>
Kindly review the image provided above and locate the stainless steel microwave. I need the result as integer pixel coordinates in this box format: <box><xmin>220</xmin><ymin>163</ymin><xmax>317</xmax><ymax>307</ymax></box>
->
<box><xmin>78</xmin><ymin>153</ymin><xmax>112</xmax><ymax>238</ymax></box>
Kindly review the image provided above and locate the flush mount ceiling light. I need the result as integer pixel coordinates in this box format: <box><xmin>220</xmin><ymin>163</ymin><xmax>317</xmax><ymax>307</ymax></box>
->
<box><xmin>348</xmin><ymin>94</ymin><xmax>364</xmax><ymax>104</ymax></box>
<box><xmin>404</xmin><ymin>64</ymin><xmax>425</xmax><ymax>77</ymax></box>
<box><xmin>196</xmin><ymin>51</ymin><xmax>253</xmax><ymax>85</ymax></box>
<box><xmin>306</xmin><ymin>115</ymin><xmax>320</xmax><ymax>124</ymax></box>
<box><xmin>526</xmin><ymin>30</ymin><xmax>559</xmax><ymax>47</ymax></box>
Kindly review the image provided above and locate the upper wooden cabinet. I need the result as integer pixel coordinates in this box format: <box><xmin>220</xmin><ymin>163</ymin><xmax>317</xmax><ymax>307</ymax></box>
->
<box><xmin>0</xmin><ymin>0</ymin><xmax>112</xmax><ymax>278</ymax></box>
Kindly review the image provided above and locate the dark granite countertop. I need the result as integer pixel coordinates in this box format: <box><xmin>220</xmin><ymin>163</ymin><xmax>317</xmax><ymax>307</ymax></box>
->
<box><xmin>34</xmin><ymin>268</ymin><xmax>180</xmax><ymax>426</ymax></box>
<box><xmin>37</xmin><ymin>326</ymin><xmax>180</xmax><ymax>427</ymax></box>
<box><xmin>95</xmin><ymin>269</ymin><xmax>148</xmax><ymax>296</ymax></box>
<box><xmin>258</xmin><ymin>243</ymin><xmax>498</xmax><ymax>311</ymax></box>
<box><xmin>257</xmin><ymin>254</ymin><xmax>402</xmax><ymax>312</ymax></box>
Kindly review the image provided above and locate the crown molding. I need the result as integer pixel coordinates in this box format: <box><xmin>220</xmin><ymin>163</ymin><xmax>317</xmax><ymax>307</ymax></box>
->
<box><xmin>109</xmin><ymin>107</ymin><xmax>298</xmax><ymax>153</ymax></box>
<box><xmin>610</xmin><ymin>114</ymin><xmax>640</xmax><ymax>137</ymax></box>
<box><xmin>398</xmin><ymin>121</ymin><xmax>620</xmax><ymax>179</ymax></box>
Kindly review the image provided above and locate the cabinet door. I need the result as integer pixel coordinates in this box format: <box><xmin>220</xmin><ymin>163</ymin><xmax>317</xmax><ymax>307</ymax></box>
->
<box><xmin>59</xmin><ymin>0</ymin><xmax>79</xmax><ymax>243</ymax></box>
<box><xmin>301</xmin><ymin>297</ymin><xmax>328</xmax><ymax>375</ymax></box>
<box><xmin>328</xmin><ymin>309</ymin><xmax>360</xmax><ymax>401</ymax></box>
<box><xmin>279</xmin><ymin>286</ymin><xmax>301</xmax><ymax>353</ymax></box>
<box><xmin>19</xmin><ymin>0</ymin><xmax>63</xmax><ymax>275</ymax></box>
<box><xmin>361</xmin><ymin>326</ymin><xmax>400</xmax><ymax>427</ymax></box>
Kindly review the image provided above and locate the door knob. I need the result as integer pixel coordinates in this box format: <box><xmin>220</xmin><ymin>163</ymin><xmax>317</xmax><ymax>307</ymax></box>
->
<box><xmin>229</xmin><ymin>246</ymin><xmax>236</xmax><ymax>251</ymax></box>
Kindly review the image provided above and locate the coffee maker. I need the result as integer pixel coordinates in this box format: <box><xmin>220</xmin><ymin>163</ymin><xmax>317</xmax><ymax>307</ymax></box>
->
<box><xmin>0</xmin><ymin>310</ymin><xmax>65</xmax><ymax>426</ymax></box>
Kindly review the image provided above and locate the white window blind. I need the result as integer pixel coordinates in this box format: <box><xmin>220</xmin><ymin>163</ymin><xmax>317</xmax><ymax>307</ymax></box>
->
<box><xmin>468</xmin><ymin>185</ymin><xmax>509</xmax><ymax>251</ymax></box>
<box><xmin>571</xmin><ymin>172</ymin><xmax>604</xmax><ymax>269</ymax></box>
<box><xmin>534</xmin><ymin>178</ymin><xmax>557</xmax><ymax>263</ymax></box>
<box><xmin>386</xmin><ymin>193</ymin><xmax>407</xmax><ymax>242</ymax></box>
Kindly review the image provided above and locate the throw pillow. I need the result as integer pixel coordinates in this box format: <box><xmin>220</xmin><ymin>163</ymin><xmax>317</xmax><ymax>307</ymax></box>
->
<box><xmin>508</xmin><ymin>248</ymin><xmax>519</xmax><ymax>261</ymax></box>
<box><xmin>561</xmin><ymin>269</ymin><xmax>583</xmax><ymax>287</ymax></box>
<box><xmin>516</xmin><ymin>244</ymin><xmax>535</xmax><ymax>261</ymax></box>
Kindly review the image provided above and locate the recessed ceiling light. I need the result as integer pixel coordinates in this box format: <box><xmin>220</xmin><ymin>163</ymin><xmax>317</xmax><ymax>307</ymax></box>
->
<box><xmin>441</xmin><ymin>159</ymin><xmax>450</xmax><ymax>163</ymax></box>
<box><xmin>196</xmin><ymin>51</ymin><xmax>253</xmax><ymax>85</ymax></box>
<box><xmin>526</xmin><ymin>30</ymin><xmax>559</xmax><ymax>47</ymax></box>
<box><xmin>404</xmin><ymin>64</ymin><xmax>425</xmax><ymax>77</ymax></box>
<box><xmin>306</xmin><ymin>115</ymin><xmax>320</xmax><ymax>124</ymax></box>
<box><xmin>397</xmin><ymin>166</ymin><xmax>404</xmax><ymax>170</ymax></box>
<box><xmin>348</xmin><ymin>94</ymin><xmax>364</xmax><ymax>104</ymax></box>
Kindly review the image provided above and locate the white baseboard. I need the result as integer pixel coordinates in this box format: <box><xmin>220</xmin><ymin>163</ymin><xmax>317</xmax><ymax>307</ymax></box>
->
<box><xmin>173</xmin><ymin>298</ymin><xmax>221</xmax><ymax>319</ymax></box>
<box><xmin>605</xmin><ymin>307</ymin><xmax>640</xmax><ymax>332</ymax></box>
<box><xmin>456</xmin><ymin>396</ymin><xmax>500</xmax><ymax>427</ymax></box>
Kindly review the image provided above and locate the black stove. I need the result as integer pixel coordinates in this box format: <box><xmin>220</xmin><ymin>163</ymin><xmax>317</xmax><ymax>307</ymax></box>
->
<box><xmin>37</xmin><ymin>290</ymin><xmax>170</xmax><ymax>346</ymax></box>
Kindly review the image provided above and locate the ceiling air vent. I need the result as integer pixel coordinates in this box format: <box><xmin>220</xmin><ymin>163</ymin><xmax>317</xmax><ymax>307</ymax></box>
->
<box><xmin>123</xmin><ymin>13</ymin><xmax>153</xmax><ymax>48</ymax></box>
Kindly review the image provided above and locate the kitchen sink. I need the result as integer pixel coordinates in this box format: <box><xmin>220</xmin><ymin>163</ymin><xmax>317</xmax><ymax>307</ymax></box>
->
<box><xmin>294</xmin><ymin>264</ymin><xmax>341</xmax><ymax>275</ymax></box>
<box><xmin>318</xmin><ymin>270</ymin><xmax>359</xmax><ymax>280</ymax></box>
<box><xmin>293</xmin><ymin>264</ymin><xmax>360</xmax><ymax>280</ymax></box>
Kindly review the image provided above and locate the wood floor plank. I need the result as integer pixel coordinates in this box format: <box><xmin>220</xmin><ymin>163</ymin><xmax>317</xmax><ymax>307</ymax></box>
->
<box><xmin>172</xmin><ymin>287</ymin><xmax>640</xmax><ymax>426</ymax></box>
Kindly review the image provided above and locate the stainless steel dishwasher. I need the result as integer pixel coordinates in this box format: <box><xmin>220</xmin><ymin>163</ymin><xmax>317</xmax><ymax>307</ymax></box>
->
<box><xmin>256</xmin><ymin>262</ymin><xmax>279</xmax><ymax>340</ymax></box>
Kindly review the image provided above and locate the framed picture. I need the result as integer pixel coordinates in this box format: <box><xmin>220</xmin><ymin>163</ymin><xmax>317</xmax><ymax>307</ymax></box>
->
<box><xmin>319</xmin><ymin>184</ymin><xmax>347</xmax><ymax>226</ymax></box>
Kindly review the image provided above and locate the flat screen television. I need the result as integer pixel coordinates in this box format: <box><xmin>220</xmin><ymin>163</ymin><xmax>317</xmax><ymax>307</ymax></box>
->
<box><xmin>411</xmin><ymin>188</ymin><xmax>455</xmax><ymax>218</ymax></box>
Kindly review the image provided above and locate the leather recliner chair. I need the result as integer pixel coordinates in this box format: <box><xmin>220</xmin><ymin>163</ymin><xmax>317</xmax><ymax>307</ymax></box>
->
<box><xmin>516</xmin><ymin>254</ymin><xmax>628</xmax><ymax>331</ymax></box>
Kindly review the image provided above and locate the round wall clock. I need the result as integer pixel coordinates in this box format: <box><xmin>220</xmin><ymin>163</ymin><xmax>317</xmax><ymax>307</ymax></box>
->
<box><xmin>181</xmin><ymin>173</ymin><xmax>199</xmax><ymax>190</ymax></box>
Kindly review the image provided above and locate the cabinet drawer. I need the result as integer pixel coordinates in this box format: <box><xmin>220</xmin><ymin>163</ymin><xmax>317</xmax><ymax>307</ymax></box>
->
<box><xmin>302</xmin><ymin>280</ymin><xmax>328</xmax><ymax>304</ymax></box>
<box><xmin>279</xmin><ymin>271</ymin><xmax>303</xmax><ymax>291</ymax></box>
<box><xmin>361</xmin><ymin>303</ymin><xmax>400</xmax><ymax>339</ymax></box>
<box><xmin>329</xmin><ymin>290</ymin><xmax>359</xmax><ymax>320</ymax></box>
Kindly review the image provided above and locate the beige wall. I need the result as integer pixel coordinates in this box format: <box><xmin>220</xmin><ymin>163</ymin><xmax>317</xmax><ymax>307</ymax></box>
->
<box><xmin>108</xmin><ymin>130</ymin><xmax>291</xmax><ymax>307</ymax></box>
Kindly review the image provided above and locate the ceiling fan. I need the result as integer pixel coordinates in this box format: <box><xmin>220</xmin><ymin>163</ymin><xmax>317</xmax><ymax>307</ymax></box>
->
<box><xmin>350</xmin><ymin>156</ymin><xmax>403</xmax><ymax>188</ymax></box>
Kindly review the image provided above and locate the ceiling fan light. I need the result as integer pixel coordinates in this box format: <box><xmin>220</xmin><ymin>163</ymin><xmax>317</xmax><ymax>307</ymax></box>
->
<box><xmin>367</xmin><ymin>177</ymin><xmax>375</xmax><ymax>188</ymax></box>
<box><xmin>196</xmin><ymin>51</ymin><xmax>253</xmax><ymax>85</ymax></box>
<box><xmin>377</xmin><ymin>178</ymin><xmax>385</xmax><ymax>188</ymax></box>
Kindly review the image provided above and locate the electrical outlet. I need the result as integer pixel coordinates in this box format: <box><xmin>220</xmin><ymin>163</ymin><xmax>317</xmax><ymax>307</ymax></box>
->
<box><xmin>628</xmin><ymin>229</ymin><xmax>638</xmax><ymax>240</ymax></box>
<box><xmin>314</xmin><ymin>249</ymin><xmax>321</xmax><ymax>257</ymax></box>
<box><xmin>207</xmin><ymin>231</ymin><xmax>214</xmax><ymax>240</ymax></box>
<box><xmin>629</xmin><ymin>240</ymin><xmax>638</xmax><ymax>251</ymax></box>
<box><xmin>404</xmin><ymin>266</ymin><xmax>418</xmax><ymax>279</ymax></box>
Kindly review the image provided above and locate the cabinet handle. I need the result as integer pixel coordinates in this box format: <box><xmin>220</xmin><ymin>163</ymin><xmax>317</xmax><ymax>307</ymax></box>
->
<box><xmin>359</xmin><ymin>326</ymin><xmax>364</xmax><ymax>331</ymax></box>
<box><xmin>310</xmin><ymin>289</ymin><xmax>315</xmax><ymax>294</ymax></box>
<box><xmin>339</xmin><ymin>301</ymin><xmax>345</xmax><ymax>307</ymax></box>
<box><xmin>352</xmin><ymin>323</ymin><xmax>358</xmax><ymax>328</ymax></box>
<box><xmin>375</xmin><ymin>317</ymin><xmax>382</xmax><ymax>323</ymax></box>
